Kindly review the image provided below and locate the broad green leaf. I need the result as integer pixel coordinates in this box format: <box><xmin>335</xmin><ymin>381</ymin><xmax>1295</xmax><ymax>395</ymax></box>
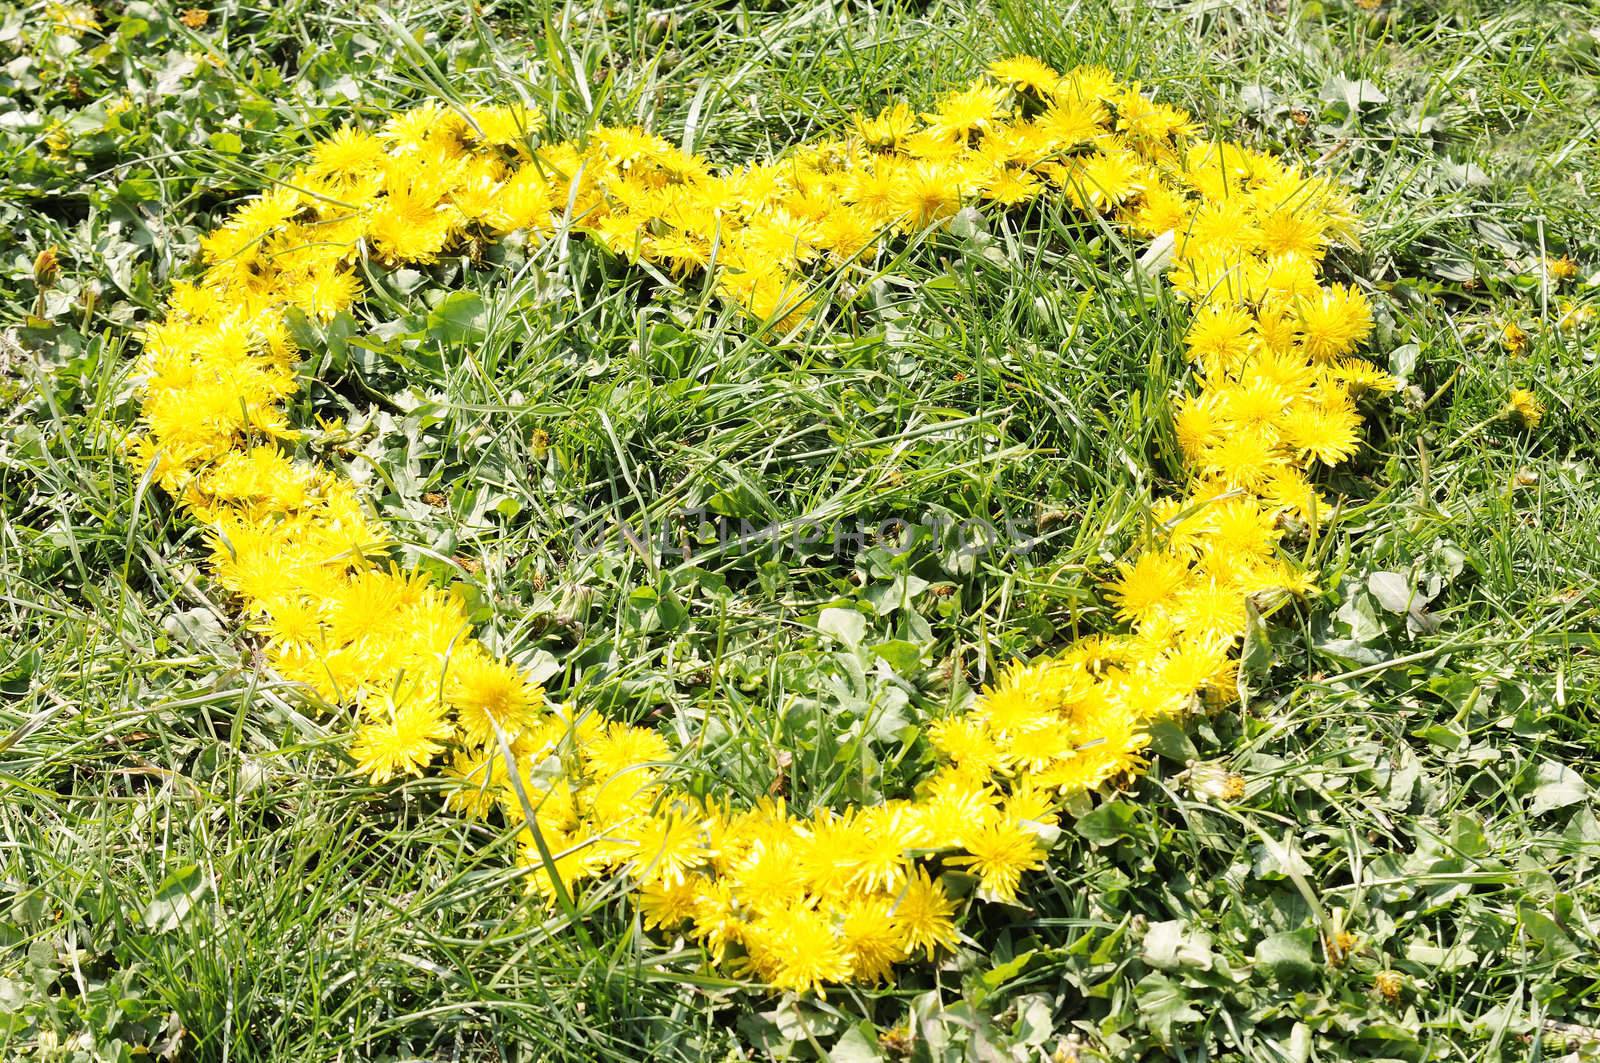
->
<box><xmin>1367</xmin><ymin>571</ymin><xmax>1414</xmax><ymax>614</ymax></box>
<box><xmin>426</xmin><ymin>290</ymin><xmax>487</xmax><ymax>345</ymax></box>
<box><xmin>1142</xmin><ymin>919</ymin><xmax>1214</xmax><ymax>972</ymax></box>
<box><xmin>828</xmin><ymin>1024</ymin><xmax>882</xmax><ymax>1063</ymax></box>
<box><xmin>143</xmin><ymin>864</ymin><xmax>209</xmax><ymax>933</ymax></box>
<box><xmin>1529</xmin><ymin>760</ymin><xmax>1589</xmax><ymax>815</ymax></box>
<box><xmin>1146</xmin><ymin>718</ymin><xmax>1197</xmax><ymax>764</ymax></box>
<box><xmin>1134</xmin><ymin>972</ymin><xmax>1201</xmax><ymax>1043</ymax></box>
<box><xmin>869</xmin><ymin>639</ymin><xmax>923</xmax><ymax>674</ymax></box>
<box><xmin>1075</xmin><ymin>800</ymin><xmax>1137</xmax><ymax>847</ymax></box>
<box><xmin>817</xmin><ymin>607</ymin><xmax>867</xmax><ymax>648</ymax></box>
<box><xmin>1254</xmin><ymin>928</ymin><xmax>1316</xmax><ymax>983</ymax></box>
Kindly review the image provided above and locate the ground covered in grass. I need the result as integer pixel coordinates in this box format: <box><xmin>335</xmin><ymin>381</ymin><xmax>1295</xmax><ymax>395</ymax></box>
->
<box><xmin>5</xmin><ymin>0</ymin><xmax>1600</xmax><ymax>1060</ymax></box>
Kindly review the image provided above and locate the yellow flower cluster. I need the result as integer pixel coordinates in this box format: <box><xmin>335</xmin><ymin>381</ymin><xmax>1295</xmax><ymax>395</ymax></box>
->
<box><xmin>129</xmin><ymin>58</ymin><xmax>1392</xmax><ymax>992</ymax></box>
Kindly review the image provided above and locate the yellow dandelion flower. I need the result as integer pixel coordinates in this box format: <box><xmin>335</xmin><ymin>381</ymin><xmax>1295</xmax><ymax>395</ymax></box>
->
<box><xmin>1282</xmin><ymin>400</ymin><xmax>1363</xmax><ymax>465</ymax></box>
<box><xmin>1033</xmin><ymin>97</ymin><xmax>1108</xmax><ymax>149</ymax></box>
<box><xmin>840</xmin><ymin>896</ymin><xmax>909</xmax><ymax>983</ymax></box>
<box><xmin>980</xmin><ymin>166</ymin><xmax>1044</xmax><ymax>206</ymax></box>
<box><xmin>445</xmin><ymin>653</ymin><xmax>544</xmax><ymax>746</ymax></box>
<box><xmin>741</xmin><ymin>901</ymin><xmax>852</xmax><ymax>994</ymax></box>
<box><xmin>854</xmin><ymin>102</ymin><xmax>918</xmax><ymax>150</ymax></box>
<box><xmin>309</xmin><ymin>125</ymin><xmax>388</xmax><ymax>184</ymax></box>
<box><xmin>1171</xmin><ymin>393</ymin><xmax>1224</xmax><ymax>460</ymax></box>
<box><xmin>926</xmin><ymin>82</ymin><xmax>1010</xmax><ymax>139</ymax></box>
<box><xmin>1296</xmin><ymin>284</ymin><xmax>1373</xmax><ymax>361</ymax></box>
<box><xmin>948</xmin><ymin>819</ymin><xmax>1047</xmax><ymax>904</ymax></box>
<box><xmin>583</xmin><ymin>721</ymin><xmax>672</xmax><ymax>781</ymax></box>
<box><xmin>1067</xmin><ymin>148</ymin><xmax>1147</xmax><ymax>210</ymax></box>
<box><xmin>350</xmin><ymin>696</ymin><xmax>453</xmax><ymax>783</ymax></box>
<box><xmin>1185</xmin><ymin>302</ymin><xmax>1257</xmax><ymax>374</ymax></box>
<box><xmin>891</xmin><ymin>161</ymin><xmax>965</xmax><ymax>229</ymax></box>
<box><xmin>891</xmin><ymin>868</ymin><xmax>960</xmax><ymax>959</ymax></box>
<box><xmin>690</xmin><ymin>878</ymin><xmax>744</xmax><ymax>963</ymax></box>
<box><xmin>1202</xmin><ymin>428</ymin><xmax>1284</xmax><ymax>490</ymax></box>
<box><xmin>625</xmin><ymin>809</ymin><xmax>709</xmax><ymax>887</ymax></box>
<box><xmin>1326</xmin><ymin>357</ymin><xmax>1397</xmax><ymax>397</ymax></box>
<box><xmin>442</xmin><ymin>746</ymin><xmax>507</xmax><ymax>819</ymax></box>
<box><xmin>987</xmin><ymin>55</ymin><xmax>1062</xmax><ymax>96</ymax></box>
<box><xmin>639</xmin><ymin>875</ymin><xmax>703</xmax><ymax>931</ymax></box>
<box><xmin>1545</xmin><ymin>255</ymin><xmax>1579</xmax><ymax>282</ymax></box>
<box><xmin>1107</xmin><ymin>551</ymin><xmax>1192</xmax><ymax>624</ymax></box>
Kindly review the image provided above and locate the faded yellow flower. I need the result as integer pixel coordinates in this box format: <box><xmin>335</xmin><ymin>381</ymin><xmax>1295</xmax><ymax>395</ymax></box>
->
<box><xmin>1505</xmin><ymin>387</ymin><xmax>1545</xmax><ymax>429</ymax></box>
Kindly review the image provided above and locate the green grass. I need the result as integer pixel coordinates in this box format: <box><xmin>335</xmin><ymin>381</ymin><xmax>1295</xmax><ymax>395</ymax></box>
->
<box><xmin>4</xmin><ymin>0</ymin><xmax>1600</xmax><ymax>1058</ymax></box>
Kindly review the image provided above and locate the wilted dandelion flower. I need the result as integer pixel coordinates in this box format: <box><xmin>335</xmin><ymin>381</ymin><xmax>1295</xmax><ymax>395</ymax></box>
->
<box><xmin>1558</xmin><ymin>299</ymin><xmax>1595</xmax><ymax>332</ymax></box>
<box><xmin>1188</xmin><ymin>763</ymin><xmax>1246</xmax><ymax>802</ymax></box>
<box><xmin>1505</xmin><ymin>387</ymin><xmax>1544</xmax><ymax>428</ymax></box>
<box><xmin>1546</xmin><ymin>255</ymin><xmax>1579</xmax><ymax>282</ymax></box>
<box><xmin>1500</xmin><ymin>320</ymin><xmax>1529</xmax><ymax>354</ymax></box>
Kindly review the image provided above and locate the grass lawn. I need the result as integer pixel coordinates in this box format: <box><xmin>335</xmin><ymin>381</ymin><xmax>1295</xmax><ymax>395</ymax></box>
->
<box><xmin>4</xmin><ymin>0</ymin><xmax>1600</xmax><ymax>1059</ymax></box>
